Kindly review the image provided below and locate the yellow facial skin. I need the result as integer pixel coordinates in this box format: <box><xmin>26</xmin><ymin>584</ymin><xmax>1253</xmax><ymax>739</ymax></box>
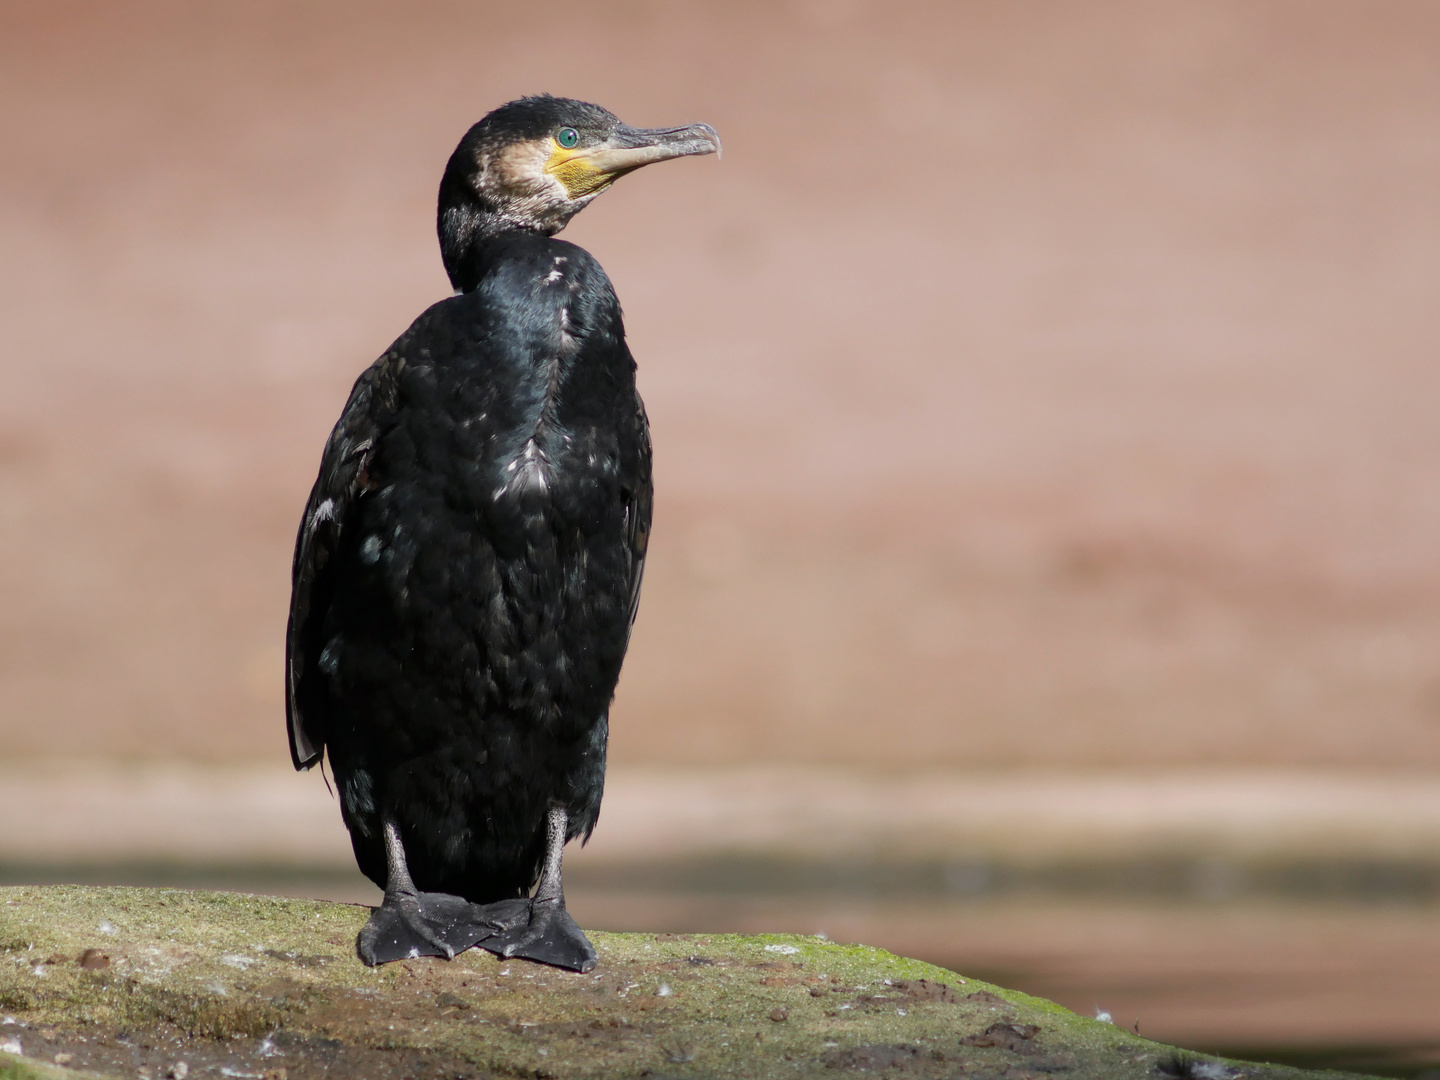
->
<box><xmin>544</xmin><ymin>139</ymin><xmax>620</xmax><ymax>200</ymax></box>
<box><xmin>538</xmin><ymin>124</ymin><xmax>720</xmax><ymax>202</ymax></box>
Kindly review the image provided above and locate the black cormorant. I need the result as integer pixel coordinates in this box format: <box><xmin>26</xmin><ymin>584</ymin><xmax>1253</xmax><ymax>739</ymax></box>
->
<box><xmin>285</xmin><ymin>96</ymin><xmax>719</xmax><ymax>972</ymax></box>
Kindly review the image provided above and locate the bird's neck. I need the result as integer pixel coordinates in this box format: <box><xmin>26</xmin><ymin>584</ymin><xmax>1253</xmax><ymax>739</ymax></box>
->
<box><xmin>440</xmin><ymin>215</ymin><xmax>547</xmax><ymax>293</ymax></box>
<box><xmin>440</xmin><ymin>181</ymin><xmax>590</xmax><ymax>293</ymax></box>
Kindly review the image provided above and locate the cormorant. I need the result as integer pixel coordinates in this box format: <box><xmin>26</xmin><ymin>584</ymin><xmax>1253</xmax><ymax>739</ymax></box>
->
<box><xmin>285</xmin><ymin>96</ymin><xmax>719</xmax><ymax>972</ymax></box>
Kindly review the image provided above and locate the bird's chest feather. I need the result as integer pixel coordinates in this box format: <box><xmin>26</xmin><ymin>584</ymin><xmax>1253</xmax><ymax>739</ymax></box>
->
<box><xmin>364</xmin><ymin>256</ymin><xmax>638</xmax><ymax>586</ymax></box>
<box><xmin>446</xmin><ymin>357</ymin><xmax>631</xmax><ymax>540</ymax></box>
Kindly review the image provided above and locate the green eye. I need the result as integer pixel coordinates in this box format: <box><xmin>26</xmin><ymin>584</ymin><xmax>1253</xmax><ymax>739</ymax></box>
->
<box><xmin>556</xmin><ymin>127</ymin><xmax>579</xmax><ymax>148</ymax></box>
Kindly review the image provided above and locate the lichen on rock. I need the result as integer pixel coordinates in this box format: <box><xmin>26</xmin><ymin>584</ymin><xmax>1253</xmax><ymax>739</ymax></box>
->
<box><xmin>0</xmin><ymin>886</ymin><xmax>1378</xmax><ymax>1079</ymax></box>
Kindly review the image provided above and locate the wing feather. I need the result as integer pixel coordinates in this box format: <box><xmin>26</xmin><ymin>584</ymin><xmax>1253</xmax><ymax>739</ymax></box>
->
<box><xmin>285</xmin><ymin>361</ymin><xmax>394</xmax><ymax>770</ymax></box>
<box><xmin>622</xmin><ymin>395</ymin><xmax>654</xmax><ymax>641</ymax></box>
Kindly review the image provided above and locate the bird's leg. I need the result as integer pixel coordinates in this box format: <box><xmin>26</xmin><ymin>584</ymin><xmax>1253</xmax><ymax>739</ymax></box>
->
<box><xmin>478</xmin><ymin>804</ymin><xmax>597</xmax><ymax>972</ymax></box>
<box><xmin>532</xmin><ymin>802</ymin><xmax>568</xmax><ymax>906</ymax></box>
<box><xmin>355</xmin><ymin>814</ymin><xmax>501</xmax><ymax>965</ymax></box>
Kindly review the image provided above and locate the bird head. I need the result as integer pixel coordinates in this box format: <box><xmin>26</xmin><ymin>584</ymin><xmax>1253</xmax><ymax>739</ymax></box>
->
<box><xmin>438</xmin><ymin>95</ymin><xmax>720</xmax><ymax>288</ymax></box>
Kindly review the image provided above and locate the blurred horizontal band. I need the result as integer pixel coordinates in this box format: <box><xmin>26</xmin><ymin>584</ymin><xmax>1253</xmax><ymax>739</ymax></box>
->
<box><xmin>3</xmin><ymin>762</ymin><xmax>1440</xmax><ymax>865</ymax></box>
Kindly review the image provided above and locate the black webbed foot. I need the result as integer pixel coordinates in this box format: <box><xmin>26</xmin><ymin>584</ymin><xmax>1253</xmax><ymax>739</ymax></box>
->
<box><xmin>478</xmin><ymin>897</ymin><xmax>597</xmax><ymax>972</ymax></box>
<box><xmin>356</xmin><ymin>890</ymin><xmax>498</xmax><ymax>966</ymax></box>
<box><xmin>469</xmin><ymin>896</ymin><xmax>533</xmax><ymax>933</ymax></box>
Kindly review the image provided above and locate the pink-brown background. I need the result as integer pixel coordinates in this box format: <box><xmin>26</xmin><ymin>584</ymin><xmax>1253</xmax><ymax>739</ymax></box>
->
<box><xmin>4</xmin><ymin>0</ymin><xmax>1440</xmax><ymax>770</ymax></box>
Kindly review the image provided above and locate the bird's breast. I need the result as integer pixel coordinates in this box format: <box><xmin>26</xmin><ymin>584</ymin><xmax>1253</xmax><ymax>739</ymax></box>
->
<box><xmin>492</xmin><ymin>435</ymin><xmax>554</xmax><ymax>502</ymax></box>
<box><xmin>484</xmin><ymin>422</ymin><xmax>622</xmax><ymax>525</ymax></box>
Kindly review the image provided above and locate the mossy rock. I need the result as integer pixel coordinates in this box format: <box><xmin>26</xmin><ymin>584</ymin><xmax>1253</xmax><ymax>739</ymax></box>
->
<box><xmin>0</xmin><ymin>886</ymin><xmax>1376</xmax><ymax>1079</ymax></box>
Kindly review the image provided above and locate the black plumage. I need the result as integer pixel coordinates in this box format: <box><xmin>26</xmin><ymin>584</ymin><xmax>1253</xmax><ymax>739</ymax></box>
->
<box><xmin>285</xmin><ymin>96</ymin><xmax>718</xmax><ymax>970</ymax></box>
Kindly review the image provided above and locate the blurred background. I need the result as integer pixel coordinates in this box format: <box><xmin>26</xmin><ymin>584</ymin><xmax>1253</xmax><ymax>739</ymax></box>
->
<box><xmin>3</xmin><ymin>0</ymin><xmax>1440</xmax><ymax>1074</ymax></box>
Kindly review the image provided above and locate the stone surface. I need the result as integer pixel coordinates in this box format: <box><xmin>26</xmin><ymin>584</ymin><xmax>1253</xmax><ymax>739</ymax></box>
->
<box><xmin>0</xmin><ymin>886</ymin><xmax>1377</xmax><ymax>1079</ymax></box>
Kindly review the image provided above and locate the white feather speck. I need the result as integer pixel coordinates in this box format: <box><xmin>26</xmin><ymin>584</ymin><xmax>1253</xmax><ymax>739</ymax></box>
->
<box><xmin>1192</xmin><ymin>1064</ymin><xmax>1239</xmax><ymax>1080</ymax></box>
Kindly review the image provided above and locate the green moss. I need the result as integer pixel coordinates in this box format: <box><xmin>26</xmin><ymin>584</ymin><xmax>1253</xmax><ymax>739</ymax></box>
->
<box><xmin>1</xmin><ymin>1057</ymin><xmax>113</xmax><ymax>1080</ymax></box>
<box><xmin>0</xmin><ymin>886</ymin><xmax>1381</xmax><ymax>1080</ymax></box>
